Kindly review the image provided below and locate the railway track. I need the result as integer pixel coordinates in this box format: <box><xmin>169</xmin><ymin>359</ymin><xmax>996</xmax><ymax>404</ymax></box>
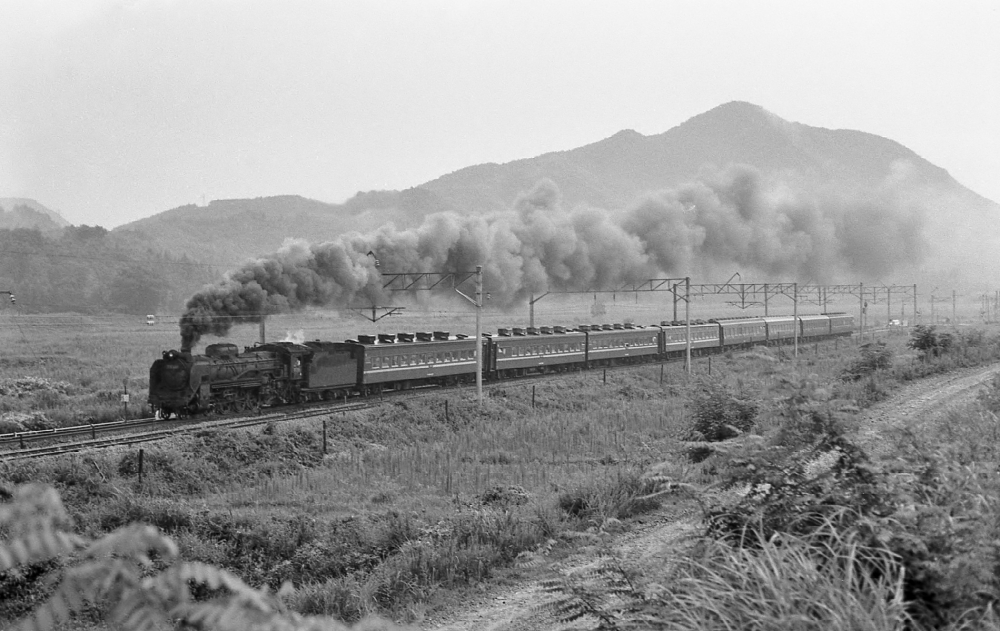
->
<box><xmin>0</xmin><ymin>401</ymin><xmax>376</xmax><ymax>462</ymax></box>
<box><xmin>0</xmin><ymin>333</ymin><xmax>855</xmax><ymax>462</ymax></box>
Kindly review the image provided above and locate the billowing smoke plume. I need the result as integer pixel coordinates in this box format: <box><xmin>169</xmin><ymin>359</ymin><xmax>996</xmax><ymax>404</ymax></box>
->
<box><xmin>179</xmin><ymin>164</ymin><xmax>926</xmax><ymax>348</ymax></box>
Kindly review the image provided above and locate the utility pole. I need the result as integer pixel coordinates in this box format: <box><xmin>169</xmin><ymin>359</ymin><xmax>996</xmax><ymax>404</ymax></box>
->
<box><xmin>379</xmin><ymin>267</ymin><xmax>485</xmax><ymax>405</ymax></box>
<box><xmin>858</xmin><ymin>282</ymin><xmax>864</xmax><ymax>344</ymax></box>
<box><xmin>475</xmin><ymin>266</ymin><xmax>483</xmax><ymax>404</ymax></box>
<box><xmin>887</xmin><ymin>287</ymin><xmax>891</xmax><ymax>332</ymax></box>
<box><xmin>793</xmin><ymin>282</ymin><xmax>799</xmax><ymax>357</ymax></box>
<box><xmin>685</xmin><ymin>277</ymin><xmax>691</xmax><ymax>375</ymax></box>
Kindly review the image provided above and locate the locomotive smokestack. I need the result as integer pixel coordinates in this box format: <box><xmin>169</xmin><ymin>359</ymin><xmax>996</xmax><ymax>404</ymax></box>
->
<box><xmin>259</xmin><ymin>316</ymin><xmax>266</xmax><ymax>345</ymax></box>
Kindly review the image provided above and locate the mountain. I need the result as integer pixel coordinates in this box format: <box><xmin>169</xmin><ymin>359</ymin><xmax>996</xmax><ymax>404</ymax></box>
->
<box><xmin>114</xmin><ymin>101</ymin><xmax>1000</xmax><ymax>286</ymax></box>
<box><xmin>420</xmin><ymin>101</ymin><xmax>959</xmax><ymax>211</ymax></box>
<box><xmin>0</xmin><ymin>198</ymin><xmax>70</xmax><ymax>232</ymax></box>
<box><xmin>115</xmin><ymin>190</ymin><xmax>452</xmax><ymax>268</ymax></box>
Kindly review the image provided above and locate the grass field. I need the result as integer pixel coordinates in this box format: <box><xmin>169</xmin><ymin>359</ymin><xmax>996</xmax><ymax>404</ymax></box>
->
<box><xmin>3</xmin><ymin>297</ymin><xmax>998</xmax><ymax>629</ymax></box>
<box><xmin>0</xmin><ymin>289</ymin><xmax>888</xmax><ymax>428</ymax></box>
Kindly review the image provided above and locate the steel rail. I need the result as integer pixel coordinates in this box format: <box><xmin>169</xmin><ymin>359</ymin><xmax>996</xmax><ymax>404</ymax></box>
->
<box><xmin>0</xmin><ymin>402</ymin><xmax>376</xmax><ymax>462</ymax></box>
<box><xmin>1</xmin><ymin>328</ymin><xmax>856</xmax><ymax>461</ymax></box>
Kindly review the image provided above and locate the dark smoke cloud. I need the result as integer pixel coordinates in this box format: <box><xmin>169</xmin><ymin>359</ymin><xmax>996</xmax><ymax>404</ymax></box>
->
<box><xmin>179</xmin><ymin>165</ymin><xmax>927</xmax><ymax>348</ymax></box>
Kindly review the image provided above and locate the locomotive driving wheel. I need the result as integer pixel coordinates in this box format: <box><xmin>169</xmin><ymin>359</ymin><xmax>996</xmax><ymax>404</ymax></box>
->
<box><xmin>234</xmin><ymin>391</ymin><xmax>257</xmax><ymax>414</ymax></box>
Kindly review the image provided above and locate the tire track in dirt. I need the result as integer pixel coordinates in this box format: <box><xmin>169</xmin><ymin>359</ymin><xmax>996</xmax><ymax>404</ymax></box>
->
<box><xmin>421</xmin><ymin>505</ymin><xmax>701</xmax><ymax>631</ymax></box>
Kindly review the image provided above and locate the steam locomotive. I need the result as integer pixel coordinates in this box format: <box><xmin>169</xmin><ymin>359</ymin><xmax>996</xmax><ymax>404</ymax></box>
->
<box><xmin>148</xmin><ymin>313</ymin><xmax>854</xmax><ymax>417</ymax></box>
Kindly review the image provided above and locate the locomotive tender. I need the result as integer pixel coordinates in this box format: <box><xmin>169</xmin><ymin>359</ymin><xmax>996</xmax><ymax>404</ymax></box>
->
<box><xmin>148</xmin><ymin>313</ymin><xmax>854</xmax><ymax>417</ymax></box>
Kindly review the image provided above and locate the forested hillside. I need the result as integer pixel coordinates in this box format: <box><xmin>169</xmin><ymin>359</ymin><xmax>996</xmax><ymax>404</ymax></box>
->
<box><xmin>0</xmin><ymin>226</ymin><xmax>218</xmax><ymax>314</ymax></box>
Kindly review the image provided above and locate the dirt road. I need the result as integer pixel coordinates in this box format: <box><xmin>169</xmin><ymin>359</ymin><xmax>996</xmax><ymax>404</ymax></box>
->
<box><xmin>854</xmin><ymin>362</ymin><xmax>1000</xmax><ymax>460</ymax></box>
<box><xmin>423</xmin><ymin>362</ymin><xmax>1000</xmax><ymax>631</ymax></box>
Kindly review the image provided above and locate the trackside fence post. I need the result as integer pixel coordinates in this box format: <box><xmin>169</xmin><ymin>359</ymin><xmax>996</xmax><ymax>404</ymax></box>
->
<box><xmin>138</xmin><ymin>449</ymin><xmax>144</xmax><ymax>486</ymax></box>
<box><xmin>322</xmin><ymin>419</ymin><xmax>328</xmax><ymax>454</ymax></box>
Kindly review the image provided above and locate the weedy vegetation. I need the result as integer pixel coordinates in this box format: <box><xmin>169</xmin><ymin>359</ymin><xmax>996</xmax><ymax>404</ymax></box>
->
<box><xmin>4</xmin><ymin>322</ymin><xmax>1000</xmax><ymax>630</ymax></box>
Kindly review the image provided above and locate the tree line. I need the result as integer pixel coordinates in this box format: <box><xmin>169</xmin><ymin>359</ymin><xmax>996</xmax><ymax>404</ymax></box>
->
<box><xmin>0</xmin><ymin>227</ymin><xmax>219</xmax><ymax>315</ymax></box>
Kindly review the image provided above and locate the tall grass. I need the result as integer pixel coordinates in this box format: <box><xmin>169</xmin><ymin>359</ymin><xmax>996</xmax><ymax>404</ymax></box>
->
<box><xmin>6</xmin><ymin>324</ymin><xmax>1000</xmax><ymax>627</ymax></box>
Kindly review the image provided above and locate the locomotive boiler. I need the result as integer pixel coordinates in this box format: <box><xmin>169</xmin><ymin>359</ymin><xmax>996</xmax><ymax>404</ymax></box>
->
<box><xmin>148</xmin><ymin>341</ymin><xmax>359</xmax><ymax>417</ymax></box>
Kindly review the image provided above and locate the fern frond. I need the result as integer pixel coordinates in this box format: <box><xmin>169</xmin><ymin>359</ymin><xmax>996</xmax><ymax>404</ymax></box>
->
<box><xmin>0</xmin><ymin>526</ymin><xmax>85</xmax><ymax>571</ymax></box>
<box><xmin>85</xmin><ymin>524</ymin><xmax>178</xmax><ymax>563</ymax></box>
<box><xmin>0</xmin><ymin>484</ymin><xmax>70</xmax><ymax>532</ymax></box>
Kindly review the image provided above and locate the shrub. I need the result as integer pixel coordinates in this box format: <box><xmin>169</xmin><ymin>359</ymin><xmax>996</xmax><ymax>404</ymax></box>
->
<box><xmin>840</xmin><ymin>342</ymin><xmax>893</xmax><ymax>381</ymax></box>
<box><xmin>705</xmin><ymin>378</ymin><xmax>879</xmax><ymax>546</ymax></box>
<box><xmin>557</xmin><ymin>469</ymin><xmax>661</xmax><ymax>522</ymax></box>
<box><xmin>1</xmin><ymin>484</ymin><xmax>408</xmax><ymax>630</ymax></box>
<box><xmin>686</xmin><ymin>378</ymin><xmax>757</xmax><ymax>442</ymax></box>
<box><xmin>908</xmin><ymin>325</ymin><xmax>954</xmax><ymax>358</ymax></box>
<box><xmin>479</xmin><ymin>485</ymin><xmax>530</xmax><ymax>507</ymax></box>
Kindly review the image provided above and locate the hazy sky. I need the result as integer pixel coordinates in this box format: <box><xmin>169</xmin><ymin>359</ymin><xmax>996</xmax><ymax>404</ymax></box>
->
<box><xmin>2</xmin><ymin>0</ymin><xmax>998</xmax><ymax>229</ymax></box>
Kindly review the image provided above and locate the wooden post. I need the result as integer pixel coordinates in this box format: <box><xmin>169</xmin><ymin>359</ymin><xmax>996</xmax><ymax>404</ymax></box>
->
<box><xmin>603</xmin><ymin>369</ymin><xmax>607</xmax><ymax>384</ymax></box>
<box><xmin>531</xmin><ymin>385</ymin><xmax>536</xmax><ymax>409</ymax></box>
<box><xmin>660</xmin><ymin>363</ymin><xmax>664</xmax><ymax>384</ymax></box>
<box><xmin>322</xmin><ymin>419</ymin><xmax>328</xmax><ymax>454</ymax></box>
<box><xmin>91</xmin><ymin>423</ymin><xmax>96</xmax><ymax>440</ymax></box>
<box><xmin>708</xmin><ymin>356</ymin><xmax>712</xmax><ymax>375</ymax></box>
<box><xmin>138</xmin><ymin>449</ymin><xmax>144</xmax><ymax>486</ymax></box>
<box><xmin>445</xmin><ymin>399</ymin><xmax>450</xmax><ymax>423</ymax></box>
